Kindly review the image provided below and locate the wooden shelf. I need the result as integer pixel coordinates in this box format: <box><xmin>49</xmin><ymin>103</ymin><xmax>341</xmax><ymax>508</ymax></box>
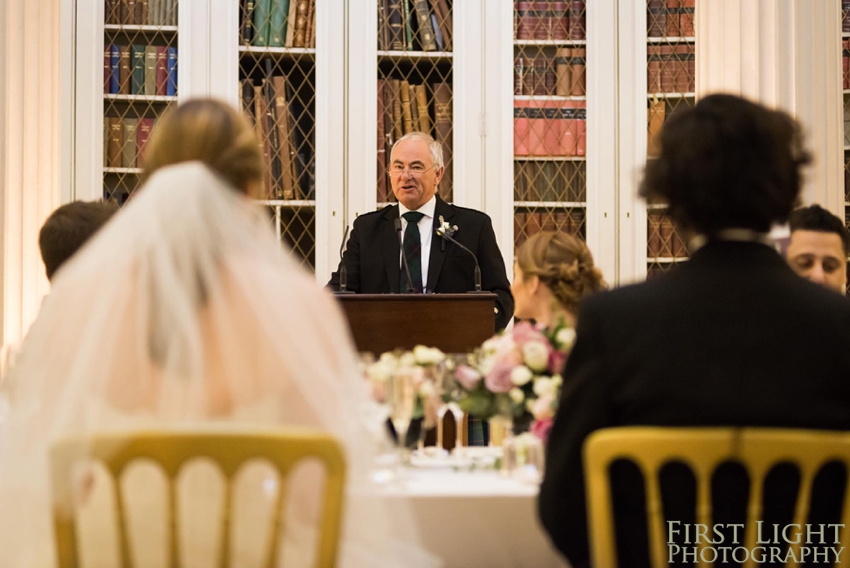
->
<box><xmin>646</xmin><ymin>203</ymin><xmax>668</xmax><ymax>210</ymax></box>
<box><xmin>514</xmin><ymin>95</ymin><xmax>586</xmax><ymax>101</ymax></box>
<box><xmin>646</xmin><ymin>36</ymin><xmax>696</xmax><ymax>43</ymax></box>
<box><xmin>648</xmin><ymin>257</ymin><xmax>688</xmax><ymax>263</ymax></box>
<box><xmin>104</xmin><ymin>94</ymin><xmax>177</xmax><ymax>102</ymax></box>
<box><xmin>104</xmin><ymin>167</ymin><xmax>142</xmax><ymax>174</ymax></box>
<box><xmin>239</xmin><ymin>46</ymin><xmax>316</xmax><ymax>57</ymax></box>
<box><xmin>514</xmin><ymin>155</ymin><xmax>586</xmax><ymax>162</ymax></box>
<box><xmin>514</xmin><ymin>39</ymin><xmax>586</xmax><ymax>46</ymax></box>
<box><xmin>104</xmin><ymin>25</ymin><xmax>177</xmax><ymax>33</ymax></box>
<box><xmin>259</xmin><ymin>200</ymin><xmax>316</xmax><ymax>207</ymax></box>
<box><xmin>514</xmin><ymin>201</ymin><xmax>586</xmax><ymax>208</ymax></box>
<box><xmin>377</xmin><ymin>50</ymin><xmax>453</xmax><ymax>61</ymax></box>
<box><xmin>647</xmin><ymin>92</ymin><xmax>695</xmax><ymax>99</ymax></box>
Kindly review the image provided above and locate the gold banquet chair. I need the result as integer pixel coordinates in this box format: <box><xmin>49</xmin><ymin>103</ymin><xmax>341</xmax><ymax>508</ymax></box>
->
<box><xmin>50</xmin><ymin>429</ymin><xmax>346</xmax><ymax>568</ymax></box>
<box><xmin>584</xmin><ymin>427</ymin><xmax>850</xmax><ymax>568</ymax></box>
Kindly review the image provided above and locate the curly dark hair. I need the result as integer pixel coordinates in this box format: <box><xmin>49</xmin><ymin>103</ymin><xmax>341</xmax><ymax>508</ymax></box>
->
<box><xmin>640</xmin><ymin>94</ymin><xmax>811</xmax><ymax>234</ymax></box>
<box><xmin>789</xmin><ymin>204</ymin><xmax>850</xmax><ymax>256</ymax></box>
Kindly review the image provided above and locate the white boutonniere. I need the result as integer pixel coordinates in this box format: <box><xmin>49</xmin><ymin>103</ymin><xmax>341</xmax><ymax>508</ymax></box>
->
<box><xmin>437</xmin><ymin>215</ymin><xmax>459</xmax><ymax>250</ymax></box>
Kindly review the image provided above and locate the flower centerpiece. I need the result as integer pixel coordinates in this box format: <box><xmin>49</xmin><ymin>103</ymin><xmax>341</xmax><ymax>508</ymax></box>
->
<box><xmin>453</xmin><ymin>320</ymin><xmax>576</xmax><ymax>442</ymax></box>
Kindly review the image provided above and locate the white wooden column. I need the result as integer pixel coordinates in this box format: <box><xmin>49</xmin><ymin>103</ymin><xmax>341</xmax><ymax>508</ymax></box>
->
<box><xmin>696</xmin><ymin>0</ymin><xmax>843</xmax><ymax>212</ymax></box>
<box><xmin>1</xmin><ymin>0</ymin><xmax>62</xmax><ymax>345</ymax></box>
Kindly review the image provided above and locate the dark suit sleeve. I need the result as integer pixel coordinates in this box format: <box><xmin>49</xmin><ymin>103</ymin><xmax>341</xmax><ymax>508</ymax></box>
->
<box><xmin>477</xmin><ymin>216</ymin><xmax>514</xmax><ymax>331</ymax></box>
<box><xmin>327</xmin><ymin>220</ymin><xmax>362</xmax><ymax>292</ymax></box>
<box><xmin>538</xmin><ymin>299</ymin><xmax>612</xmax><ymax>568</ymax></box>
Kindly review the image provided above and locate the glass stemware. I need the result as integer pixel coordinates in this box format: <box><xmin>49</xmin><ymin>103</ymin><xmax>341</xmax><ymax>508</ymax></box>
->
<box><xmin>387</xmin><ymin>368</ymin><xmax>418</xmax><ymax>466</ymax></box>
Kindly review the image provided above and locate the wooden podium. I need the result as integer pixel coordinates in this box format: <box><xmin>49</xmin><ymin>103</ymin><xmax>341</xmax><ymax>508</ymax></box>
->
<box><xmin>334</xmin><ymin>293</ymin><xmax>497</xmax><ymax>354</ymax></box>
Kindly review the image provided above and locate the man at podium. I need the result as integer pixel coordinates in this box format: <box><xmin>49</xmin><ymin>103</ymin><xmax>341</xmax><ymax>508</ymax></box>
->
<box><xmin>328</xmin><ymin>132</ymin><xmax>514</xmax><ymax>331</ymax></box>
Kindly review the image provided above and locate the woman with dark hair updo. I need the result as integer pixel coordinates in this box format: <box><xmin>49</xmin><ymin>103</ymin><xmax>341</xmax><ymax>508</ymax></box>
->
<box><xmin>511</xmin><ymin>231</ymin><xmax>605</xmax><ymax>329</ymax></box>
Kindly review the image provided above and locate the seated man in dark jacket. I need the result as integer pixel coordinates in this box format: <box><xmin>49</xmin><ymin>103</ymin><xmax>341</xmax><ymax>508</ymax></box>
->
<box><xmin>539</xmin><ymin>94</ymin><xmax>850</xmax><ymax>568</ymax></box>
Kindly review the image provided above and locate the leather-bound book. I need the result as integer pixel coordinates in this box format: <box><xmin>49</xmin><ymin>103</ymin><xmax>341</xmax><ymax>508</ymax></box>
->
<box><xmin>252</xmin><ymin>0</ymin><xmax>271</xmax><ymax>46</ymax></box>
<box><xmin>409</xmin><ymin>82</ymin><xmax>420</xmax><ymax>132</ymax></box>
<box><xmin>533</xmin><ymin>57</ymin><xmax>548</xmax><ymax>95</ymax></box>
<box><xmin>515</xmin><ymin>1</ymin><xmax>533</xmax><ymax>40</ymax></box>
<box><xmin>514</xmin><ymin>213</ymin><xmax>527</xmax><ymax>249</ymax></box>
<box><xmin>647</xmin><ymin>46</ymin><xmax>661</xmax><ymax>93</ymax></box>
<box><xmin>671</xmin><ymin>227</ymin><xmax>688</xmax><ymax>258</ymax></box>
<box><xmin>573</xmin><ymin>101</ymin><xmax>586</xmax><ymax>156</ymax></box>
<box><xmin>514</xmin><ymin>102</ymin><xmax>531</xmax><ymax>156</ymax></box>
<box><xmin>674</xmin><ymin>44</ymin><xmax>689</xmax><ymax>93</ymax></box>
<box><xmin>377</xmin><ymin>79</ymin><xmax>388</xmax><ymax>202</ymax></box>
<box><xmin>155</xmin><ymin>46</ymin><xmax>168</xmax><ymax>95</ymax></box>
<box><xmin>659</xmin><ymin>215</ymin><xmax>674</xmax><ymax>257</ymax></box>
<box><xmin>253</xmin><ymin>84</ymin><xmax>273</xmax><ymax>199</ymax></box>
<box><xmin>647</xmin><ymin>0</ymin><xmax>664</xmax><ymax>37</ymax></box>
<box><xmin>136</xmin><ymin>118</ymin><xmax>153</xmax><ymax>168</ymax></box>
<box><xmin>647</xmin><ymin>98</ymin><xmax>665</xmax><ymax>157</ymax></box>
<box><xmin>285</xmin><ymin>0</ymin><xmax>298</xmax><ymax>46</ymax></box>
<box><xmin>269</xmin><ymin>0</ymin><xmax>291</xmax><ymax>47</ymax></box>
<box><xmin>555</xmin><ymin>48</ymin><xmax>572</xmax><ymax>97</ymax></box>
<box><xmin>551</xmin><ymin>1</ymin><xmax>569</xmax><ymax>40</ymax></box>
<box><xmin>541</xmin><ymin>209</ymin><xmax>557</xmax><ymax>232</ymax></box>
<box><xmin>659</xmin><ymin>45</ymin><xmax>674</xmax><ymax>93</ymax></box>
<box><xmin>514</xmin><ymin>56</ymin><xmax>525</xmax><ymax>95</ymax></box>
<box><xmin>387</xmin><ymin>0</ymin><xmax>404</xmax><ymax>50</ymax></box>
<box><xmin>166</xmin><ymin>47</ymin><xmax>178</xmax><ymax>96</ymax></box>
<box><xmin>569</xmin><ymin>47</ymin><xmax>585</xmax><ymax>96</ymax></box>
<box><xmin>401</xmin><ymin>0</ymin><xmax>413</xmax><ymax>50</ymax></box>
<box><xmin>415</xmin><ymin>84</ymin><xmax>430</xmax><ymax>134</ymax></box>
<box><xmin>428</xmin><ymin>0</ymin><xmax>452</xmax><ymax>50</ymax></box>
<box><xmin>666</xmin><ymin>0</ymin><xmax>681</xmax><ymax>37</ymax></box>
<box><xmin>413</xmin><ymin>0</ymin><xmax>437</xmax><ymax>51</ymax></box>
<box><xmin>647</xmin><ymin>213</ymin><xmax>662</xmax><ymax>258</ymax></box>
<box><xmin>130</xmin><ymin>45</ymin><xmax>146</xmax><ymax>95</ymax></box>
<box><xmin>525</xmin><ymin>212</ymin><xmax>542</xmax><ymax>238</ymax></box>
<box><xmin>400</xmin><ymin>81</ymin><xmax>414</xmax><ymax>134</ymax></box>
<box><xmin>304</xmin><ymin>0</ymin><xmax>315</xmax><ymax>49</ymax></box>
<box><xmin>568</xmin><ymin>0</ymin><xmax>585</xmax><ymax>40</ymax></box>
<box><xmin>679</xmin><ymin>0</ymin><xmax>694</xmax><ymax>36</ymax></box>
<box><xmin>687</xmin><ymin>44</ymin><xmax>695</xmax><ymax>91</ymax></box>
<box><xmin>136</xmin><ymin>0</ymin><xmax>147</xmax><ymax>25</ymax></box>
<box><xmin>240</xmin><ymin>79</ymin><xmax>255</xmax><ymax>123</ymax></box>
<box><xmin>107</xmin><ymin>0</ymin><xmax>120</xmax><ymax>25</ymax></box>
<box><xmin>272</xmin><ymin>76</ymin><xmax>296</xmax><ymax>200</ymax></box>
<box><xmin>533</xmin><ymin>1</ymin><xmax>549</xmax><ymax>40</ymax></box>
<box><xmin>143</xmin><ymin>46</ymin><xmax>157</xmax><ymax>96</ymax></box>
<box><xmin>240</xmin><ymin>0</ymin><xmax>255</xmax><ymax>44</ymax></box>
<box><xmin>118</xmin><ymin>45</ymin><xmax>131</xmax><ymax>95</ymax></box>
<box><xmin>391</xmin><ymin>80</ymin><xmax>403</xmax><ymax>140</ymax></box>
<box><xmin>292</xmin><ymin>0</ymin><xmax>309</xmax><ymax>48</ymax></box>
<box><xmin>103</xmin><ymin>45</ymin><xmax>112</xmax><ymax>94</ymax></box>
<box><xmin>570</xmin><ymin>209</ymin><xmax>584</xmax><ymax>237</ymax></box>
<box><xmin>122</xmin><ymin>118</ymin><xmax>138</xmax><ymax>168</ymax></box>
<box><xmin>123</xmin><ymin>0</ymin><xmax>137</xmax><ymax>25</ymax></box>
<box><xmin>107</xmin><ymin>117</ymin><xmax>123</xmax><ymax>168</ymax></box>
<box><xmin>433</xmin><ymin>82</ymin><xmax>453</xmax><ymax>200</ymax></box>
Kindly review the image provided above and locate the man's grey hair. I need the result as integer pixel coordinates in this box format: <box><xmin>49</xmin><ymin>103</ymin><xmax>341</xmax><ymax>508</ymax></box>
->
<box><xmin>391</xmin><ymin>131</ymin><xmax>444</xmax><ymax>169</ymax></box>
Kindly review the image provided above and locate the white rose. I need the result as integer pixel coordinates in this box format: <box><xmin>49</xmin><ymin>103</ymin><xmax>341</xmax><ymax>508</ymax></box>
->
<box><xmin>366</xmin><ymin>365</ymin><xmax>391</xmax><ymax>383</ymax></box>
<box><xmin>419</xmin><ymin>380</ymin><xmax>436</xmax><ymax>398</ymax></box>
<box><xmin>399</xmin><ymin>352</ymin><xmax>416</xmax><ymax>368</ymax></box>
<box><xmin>533</xmin><ymin>378</ymin><xmax>557</xmax><ymax>398</ymax></box>
<box><xmin>510</xmin><ymin>365</ymin><xmax>534</xmax><ymax>386</ymax></box>
<box><xmin>551</xmin><ymin>374</ymin><xmax>563</xmax><ymax>387</ymax></box>
<box><xmin>478</xmin><ymin>356</ymin><xmax>496</xmax><ymax>376</ymax></box>
<box><xmin>556</xmin><ymin>328</ymin><xmax>576</xmax><ymax>350</ymax></box>
<box><xmin>379</xmin><ymin>352</ymin><xmax>398</xmax><ymax>367</ymax></box>
<box><xmin>481</xmin><ymin>338</ymin><xmax>500</xmax><ymax>355</ymax></box>
<box><xmin>522</xmin><ymin>341</ymin><xmax>549</xmax><ymax>372</ymax></box>
<box><xmin>509</xmin><ymin>387</ymin><xmax>525</xmax><ymax>404</ymax></box>
<box><xmin>525</xmin><ymin>399</ymin><xmax>536</xmax><ymax>412</ymax></box>
<box><xmin>413</xmin><ymin>345</ymin><xmax>444</xmax><ymax>365</ymax></box>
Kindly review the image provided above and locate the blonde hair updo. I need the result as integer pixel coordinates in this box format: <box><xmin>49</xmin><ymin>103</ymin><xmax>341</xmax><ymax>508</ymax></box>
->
<box><xmin>141</xmin><ymin>98</ymin><xmax>263</xmax><ymax>196</ymax></box>
<box><xmin>516</xmin><ymin>231</ymin><xmax>606</xmax><ymax>315</ymax></box>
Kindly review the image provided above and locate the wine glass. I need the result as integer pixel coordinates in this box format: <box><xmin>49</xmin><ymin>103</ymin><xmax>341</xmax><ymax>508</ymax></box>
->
<box><xmin>387</xmin><ymin>368</ymin><xmax>417</xmax><ymax>468</ymax></box>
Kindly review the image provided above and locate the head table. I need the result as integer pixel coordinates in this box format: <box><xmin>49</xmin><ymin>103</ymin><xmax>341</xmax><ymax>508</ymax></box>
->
<box><xmin>373</xmin><ymin>465</ymin><xmax>570</xmax><ymax>568</ymax></box>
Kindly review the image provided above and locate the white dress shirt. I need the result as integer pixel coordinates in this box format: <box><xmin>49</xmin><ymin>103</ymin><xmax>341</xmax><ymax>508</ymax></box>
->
<box><xmin>398</xmin><ymin>195</ymin><xmax>437</xmax><ymax>291</ymax></box>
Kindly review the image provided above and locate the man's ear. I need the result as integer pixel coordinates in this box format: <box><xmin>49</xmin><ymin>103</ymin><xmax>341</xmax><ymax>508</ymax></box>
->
<box><xmin>433</xmin><ymin>166</ymin><xmax>446</xmax><ymax>186</ymax></box>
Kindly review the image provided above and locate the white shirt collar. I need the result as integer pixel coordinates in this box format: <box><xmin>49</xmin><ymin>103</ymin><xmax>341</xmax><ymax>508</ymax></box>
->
<box><xmin>398</xmin><ymin>195</ymin><xmax>437</xmax><ymax>220</ymax></box>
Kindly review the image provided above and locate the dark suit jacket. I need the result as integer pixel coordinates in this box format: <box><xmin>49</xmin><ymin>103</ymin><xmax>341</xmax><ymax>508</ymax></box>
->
<box><xmin>328</xmin><ymin>198</ymin><xmax>514</xmax><ymax>330</ymax></box>
<box><xmin>539</xmin><ymin>241</ymin><xmax>850</xmax><ymax>568</ymax></box>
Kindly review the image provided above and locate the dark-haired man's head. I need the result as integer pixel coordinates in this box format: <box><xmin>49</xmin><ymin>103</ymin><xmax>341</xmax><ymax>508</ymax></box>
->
<box><xmin>39</xmin><ymin>201</ymin><xmax>119</xmax><ymax>281</ymax></box>
<box><xmin>787</xmin><ymin>204</ymin><xmax>849</xmax><ymax>293</ymax></box>
<box><xmin>640</xmin><ymin>94</ymin><xmax>812</xmax><ymax>236</ymax></box>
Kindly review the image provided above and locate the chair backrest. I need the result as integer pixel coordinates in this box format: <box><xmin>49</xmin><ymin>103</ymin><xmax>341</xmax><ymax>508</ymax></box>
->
<box><xmin>584</xmin><ymin>427</ymin><xmax>850</xmax><ymax>568</ymax></box>
<box><xmin>50</xmin><ymin>429</ymin><xmax>346</xmax><ymax>568</ymax></box>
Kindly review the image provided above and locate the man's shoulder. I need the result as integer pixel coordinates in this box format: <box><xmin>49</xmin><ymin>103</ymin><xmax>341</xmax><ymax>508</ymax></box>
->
<box><xmin>443</xmin><ymin>202</ymin><xmax>493</xmax><ymax>226</ymax></box>
<box><xmin>352</xmin><ymin>205</ymin><xmax>394</xmax><ymax>227</ymax></box>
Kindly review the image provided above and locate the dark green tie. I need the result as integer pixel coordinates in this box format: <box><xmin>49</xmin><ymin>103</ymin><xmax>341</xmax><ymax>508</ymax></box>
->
<box><xmin>400</xmin><ymin>211</ymin><xmax>425</xmax><ymax>293</ymax></box>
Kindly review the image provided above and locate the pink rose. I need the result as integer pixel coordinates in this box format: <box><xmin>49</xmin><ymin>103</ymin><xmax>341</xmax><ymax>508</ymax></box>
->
<box><xmin>511</xmin><ymin>321</ymin><xmax>547</xmax><ymax>348</ymax></box>
<box><xmin>484</xmin><ymin>360</ymin><xmax>515</xmax><ymax>393</ymax></box>
<box><xmin>531</xmin><ymin>418</ymin><xmax>554</xmax><ymax>445</ymax></box>
<box><xmin>455</xmin><ymin>365</ymin><xmax>482</xmax><ymax>390</ymax></box>
<box><xmin>531</xmin><ymin>393</ymin><xmax>556</xmax><ymax>420</ymax></box>
<box><xmin>548</xmin><ymin>349</ymin><xmax>567</xmax><ymax>375</ymax></box>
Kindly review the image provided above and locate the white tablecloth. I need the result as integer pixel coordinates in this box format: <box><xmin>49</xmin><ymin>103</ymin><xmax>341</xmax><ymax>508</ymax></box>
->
<box><xmin>375</xmin><ymin>468</ymin><xmax>570</xmax><ymax>568</ymax></box>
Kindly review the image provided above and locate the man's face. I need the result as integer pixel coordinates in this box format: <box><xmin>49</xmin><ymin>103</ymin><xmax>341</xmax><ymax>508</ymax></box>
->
<box><xmin>787</xmin><ymin>230</ymin><xmax>848</xmax><ymax>293</ymax></box>
<box><xmin>389</xmin><ymin>138</ymin><xmax>444</xmax><ymax>210</ymax></box>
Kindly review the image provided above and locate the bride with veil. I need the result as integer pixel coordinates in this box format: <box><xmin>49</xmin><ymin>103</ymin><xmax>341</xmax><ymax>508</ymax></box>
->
<box><xmin>0</xmin><ymin>100</ymin><xmax>439</xmax><ymax>567</ymax></box>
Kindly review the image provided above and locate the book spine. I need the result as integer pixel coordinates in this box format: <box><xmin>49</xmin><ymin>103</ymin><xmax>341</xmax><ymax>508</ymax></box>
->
<box><xmin>124</xmin><ymin>0</ymin><xmax>137</xmax><ymax>25</ymax></box>
<box><xmin>388</xmin><ymin>0</ymin><xmax>404</xmax><ymax>50</ymax></box>
<box><xmin>413</xmin><ymin>0</ymin><xmax>437</xmax><ymax>51</ymax></box>
<box><xmin>845</xmin><ymin>1</ymin><xmax>850</xmax><ymax>33</ymax></box>
<box><xmin>241</xmin><ymin>0</ymin><xmax>255</xmax><ymax>44</ymax></box>
<box><xmin>647</xmin><ymin>46</ymin><xmax>661</xmax><ymax>93</ymax></box>
<box><xmin>166</xmin><ymin>47</ymin><xmax>178</xmax><ymax>96</ymax></box>
<box><xmin>844</xmin><ymin>40</ymin><xmax>850</xmax><ymax>91</ymax></box>
<box><xmin>391</xmin><ymin>80</ymin><xmax>403</xmax><ymax>139</ymax></box>
<box><xmin>241</xmin><ymin>79</ymin><xmax>256</xmax><ymax>122</ymax></box>
<box><xmin>155</xmin><ymin>46</ymin><xmax>168</xmax><ymax>95</ymax></box>
<box><xmin>379</xmin><ymin>0</ymin><xmax>389</xmax><ymax>50</ymax></box>
<box><xmin>272</xmin><ymin>76</ymin><xmax>296</xmax><ymax>199</ymax></box>
<box><xmin>252</xmin><ymin>0</ymin><xmax>271</xmax><ymax>46</ymax></box>
<box><xmin>409</xmin><ymin>82</ymin><xmax>420</xmax><ymax>130</ymax></box>
<box><xmin>647</xmin><ymin>0</ymin><xmax>664</xmax><ymax>37</ymax></box>
<box><xmin>659</xmin><ymin>215</ymin><xmax>674</xmax><ymax>257</ymax></box>
<box><xmin>130</xmin><ymin>45</ymin><xmax>146</xmax><ymax>95</ymax></box>
<box><xmin>269</xmin><ymin>0</ymin><xmax>288</xmax><ymax>47</ymax></box>
<box><xmin>647</xmin><ymin>213</ymin><xmax>661</xmax><ymax>258</ymax></box>
<box><xmin>433</xmin><ymin>82</ymin><xmax>452</xmax><ymax>201</ymax></box>
<box><xmin>136</xmin><ymin>118</ymin><xmax>154</xmax><ymax>167</ymax></box>
<box><xmin>647</xmin><ymin>99</ymin><xmax>665</xmax><ymax>157</ymax></box>
<box><xmin>401</xmin><ymin>0</ymin><xmax>413</xmax><ymax>50</ymax></box>
<box><xmin>108</xmin><ymin>117</ymin><xmax>123</xmax><ymax>168</ymax></box>
<box><xmin>514</xmin><ymin>212</ymin><xmax>527</xmax><ymax>248</ymax></box>
<box><xmin>551</xmin><ymin>1</ymin><xmax>569</xmax><ymax>41</ymax></box>
<box><xmin>305</xmin><ymin>0</ymin><xmax>316</xmax><ymax>49</ymax></box>
<box><xmin>254</xmin><ymin>85</ymin><xmax>273</xmax><ymax>198</ymax></box>
<box><xmin>292</xmin><ymin>0</ymin><xmax>309</xmax><ymax>48</ymax></box>
<box><xmin>514</xmin><ymin>56</ymin><xmax>525</xmax><ymax>96</ymax></box>
<box><xmin>555</xmin><ymin>48</ymin><xmax>571</xmax><ymax>97</ymax></box>
<box><xmin>104</xmin><ymin>45</ymin><xmax>112</xmax><ymax>94</ymax></box>
<box><xmin>679</xmin><ymin>0</ymin><xmax>694</xmax><ymax>36</ymax></box>
<box><xmin>533</xmin><ymin>57</ymin><xmax>547</xmax><ymax>95</ymax></box>
<box><xmin>687</xmin><ymin>44</ymin><xmax>695</xmax><ymax>92</ymax></box>
<box><xmin>285</xmin><ymin>0</ymin><xmax>298</xmax><ymax>46</ymax></box>
<box><xmin>568</xmin><ymin>0</ymin><xmax>585</xmax><ymax>40</ymax></box>
<box><xmin>400</xmin><ymin>80</ymin><xmax>413</xmax><ymax>133</ymax></box>
<box><xmin>166</xmin><ymin>0</ymin><xmax>175</xmax><ymax>26</ymax></box>
<box><xmin>107</xmin><ymin>0</ymin><xmax>120</xmax><ymax>25</ymax></box>
<box><xmin>118</xmin><ymin>45</ymin><xmax>131</xmax><ymax>95</ymax></box>
<box><xmin>514</xmin><ymin>103</ymin><xmax>530</xmax><ymax>156</ymax></box>
<box><xmin>377</xmin><ymin>79</ymin><xmax>388</xmax><ymax>202</ymax></box>
<box><xmin>516</xmin><ymin>1</ymin><xmax>533</xmax><ymax>40</ymax></box>
<box><xmin>666</xmin><ymin>0</ymin><xmax>681</xmax><ymax>37</ymax></box>
<box><xmin>144</xmin><ymin>46</ymin><xmax>157</xmax><ymax>96</ymax></box>
<box><xmin>136</xmin><ymin>0</ymin><xmax>147</xmax><ymax>25</ymax></box>
<box><xmin>415</xmin><ymin>84</ymin><xmax>430</xmax><ymax>134</ymax></box>
<box><xmin>570</xmin><ymin>47</ymin><xmax>585</xmax><ymax>96</ymax></box>
<box><xmin>574</xmin><ymin>102</ymin><xmax>586</xmax><ymax>156</ymax></box>
<box><xmin>674</xmin><ymin>44</ymin><xmax>689</xmax><ymax>93</ymax></box>
<box><xmin>533</xmin><ymin>1</ymin><xmax>549</xmax><ymax>41</ymax></box>
<box><xmin>122</xmin><ymin>118</ymin><xmax>138</xmax><ymax>168</ymax></box>
<box><xmin>434</xmin><ymin>0</ymin><xmax>452</xmax><ymax>50</ymax></box>
<box><xmin>659</xmin><ymin>45</ymin><xmax>674</xmax><ymax>93</ymax></box>
<box><xmin>148</xmin><ymin>0</ymin><xmax>159</xmax><ymax>26</ymax></box>
<box><xmin>431</xmin><ymin>13</ymin><xmax>444</xmax><ymax>51</ymax></box>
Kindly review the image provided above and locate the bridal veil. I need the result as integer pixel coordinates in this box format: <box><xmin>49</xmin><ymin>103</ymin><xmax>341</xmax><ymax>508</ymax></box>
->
<box><xmin>0</xmin><ymin>162</ymin><xmax>439</xmax><ymax>567</ymax></box>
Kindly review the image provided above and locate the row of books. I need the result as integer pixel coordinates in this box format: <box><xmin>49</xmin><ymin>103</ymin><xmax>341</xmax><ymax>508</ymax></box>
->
<box><xmin>378</xmin><ymin>0</ymin><xmax>453</xmax><ymax>52</ymax></box>
<box><xmin>103</xmin><ymin>117</ymin><xmax>156</xmax><ymax>169</ymax></box>
<box><xmin>105</xmin><ymin>0</ymin><xmax>177</xmax><ymax>26</ymax></box>
<box><xmin>514</xmin><ymin>210</ymin><xmax>585</xmax><ymax>248</ymax></box>
<box><xmin>377</xmin><ymin>79</ymin><xmax>453</xmax><ymax>201</ymax></box>
<box><xmin>514</xmin><ymin>50</ymin><xmax>585</xmax><ymax>97</ymax></box>
<box><xmin>104</xmin><ymin>45</ymin><xmax>178</xmax><ymax>96</ymax></box>
<box><xmin>514</xmin><ymin>1</ymin><xmax>585</xmax><ymax>41</ymax></box>
<box><xmin>843</xmin><ymin>0</ymin><xmax>850</xmax><ymax>32</ymax></box>
<box><xmin>843</xmin><ymin>40</ymin><xmax>850</xmax><ymax>90</ymax></box>
<box><xmin>647</xmin><ymin>44</ymin><xmax>695</xmax><ymax>93</ymax></box>
<box><xmin>514</xmin><ymin>100</ymin><xmax>586</xmax><ymax>157</ymax></box>
<box><xmin>647</xmin><ymin>0</ymin><xmax>695</xmax><ymax>37</ymax></box>
<box><xmin>239</xmin><ymin>70</ymin><xmax>315</xmax><ymax>200</ymax></box>
<box><xmin>240</xmin><ymin>0</ymin><xmax>316</xmax><ymax>48</ymax></box>
<box><xmin>514</xmin><ymin>161</ymin><xmax>586</xmax><ymax>203</ymax></box>
<box><xmin>647</xmin><ymin>213</ymin><xmax>688</xmax><ymax>258</ymax></box>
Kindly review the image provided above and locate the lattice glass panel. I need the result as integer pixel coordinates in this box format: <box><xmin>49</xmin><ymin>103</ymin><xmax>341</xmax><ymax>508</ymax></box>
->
<box><xmin>238</xmin><ymin>0</ymin><xmax>317</xmax><ymax>269</ymax></box>
<box><xmin>377</xmin><ymin>0</ymin><xmax>454</xmax><ymax>205</ymax></box>
<box><xmin>646</xmin><ymin>0</ymin><xmax>694</xmax><ymax>275</ymax></box>
<box><xmin>513</xmin><ymin>1</ymin><xmax>587</xmax><ymax>251</ymax></box>
<box><xmin>103</xmin><ymin>0</ymin><xmax>179</xmax><ymax>205</ymax></box>
<box><xmin>843</xmin><ymin>1</ymin><xmax>850</xmax><ymax>293</ymax></box>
